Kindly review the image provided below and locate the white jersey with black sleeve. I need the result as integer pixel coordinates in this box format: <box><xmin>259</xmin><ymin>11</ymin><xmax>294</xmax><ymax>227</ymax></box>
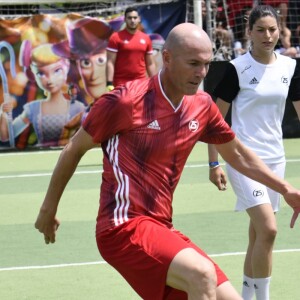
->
<box><xmin>214</xmin><ymin>51</ymin><xmax>298</xmax><ymax>164</ymax></box>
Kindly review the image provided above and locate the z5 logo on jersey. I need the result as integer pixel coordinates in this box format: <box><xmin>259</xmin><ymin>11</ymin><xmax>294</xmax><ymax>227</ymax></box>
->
<box><xmin>189</xmin><ymin>120</ymin><xmax>199</xmax><ymax>132</ymax></box>
<box><xmin>281</xmin><ymin>76</ymin><xmax>288</xmax><ymax>85</ymax></box>
<box><xmin>253</xmin><ymin>189</ymin><xmax>264</xmax><ymax>198</ymax></box>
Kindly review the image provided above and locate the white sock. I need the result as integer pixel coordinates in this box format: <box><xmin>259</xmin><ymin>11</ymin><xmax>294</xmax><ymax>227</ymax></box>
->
<box><xmin>241</xmin><ymin>275</ymin><xmax>255</xmax><ymax>300</ymax></box>
<box><xmin>254</xmin><ymin>277</ymin><xmax>271</xmax><ymax>300</ymax></box>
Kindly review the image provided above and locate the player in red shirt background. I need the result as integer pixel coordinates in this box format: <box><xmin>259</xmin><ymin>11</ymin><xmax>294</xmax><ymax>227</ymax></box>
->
<box><xmin>106</xmin><ymin>6</ymin><xmax>156</xmax><ymax>89</ymax></box>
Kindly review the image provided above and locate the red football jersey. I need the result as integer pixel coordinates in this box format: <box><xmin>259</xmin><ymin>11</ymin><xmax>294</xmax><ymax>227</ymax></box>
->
<box><xmin>83</xmin><ymin>74</ymin><xmax>235</xmax><ymax>232</ymax></box>
<box><xmin>107</xmin><ymin>29</ymin><xmax>153</xmax><ymax>86</ymax></box>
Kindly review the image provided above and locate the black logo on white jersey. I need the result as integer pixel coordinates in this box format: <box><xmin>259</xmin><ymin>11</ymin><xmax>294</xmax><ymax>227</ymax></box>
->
<box><xmin>249</xmin><ymin>77</ymin><xmax>259</xmax><ymax>84</ymax></box>
<box><xmin>281</xmin><ymin>76</ymin><xmax>288</xmax><ymax>85</ymax></box>
<box><xmin>241</xmin><ymin>65</ymin><xmax>251</xmax><ymax>74</ymax></box>
<box><xmin>253</xmin><ymin>189</ymin><xmax>264</xmax><ymax>198</ymax></box>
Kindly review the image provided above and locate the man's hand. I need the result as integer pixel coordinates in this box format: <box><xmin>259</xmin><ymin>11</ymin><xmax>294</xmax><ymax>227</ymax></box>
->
<box><xmin>283</xmin><ymin>189</ymin><xmax>300</xmax><ymax>228</ymax></box>
<box><xmin>35</xmin><ymin>208</ymin><xmax>60</xmax><ymax>244</ymax></box>
<box><xmin>209</xmin><ymin>166</ymin><xmax>227</xmax><ymax>191</ymax></box>
<box><xmin>290</xmin><ymin>208</ymin><xmax>300</xmax><ymax>229</ymax></box>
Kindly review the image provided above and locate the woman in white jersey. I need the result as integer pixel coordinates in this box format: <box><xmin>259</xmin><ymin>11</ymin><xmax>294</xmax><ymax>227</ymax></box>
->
<box><xmin>208</xmin><ymin>5</ymin><xmax>300</xmax><ymax>300</ymax></box>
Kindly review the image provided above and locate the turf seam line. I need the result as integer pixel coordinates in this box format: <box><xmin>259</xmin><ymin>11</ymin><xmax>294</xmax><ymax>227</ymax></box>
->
<box><xmin>1</xmin><ymin>159</ymin><xmax>300</xmax><ymax>179</ymax></box>
<box><xmin>1</xmin><ymin>249</ymin><xmax>300</xmax><ymax>272</ymax></box>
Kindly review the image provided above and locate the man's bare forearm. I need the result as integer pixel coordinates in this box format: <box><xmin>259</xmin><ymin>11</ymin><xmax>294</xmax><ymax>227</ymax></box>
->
<box><xmin>41</xmin><ymin>143</ymin><xmax>84</xmax><ymax>213</ymax></box>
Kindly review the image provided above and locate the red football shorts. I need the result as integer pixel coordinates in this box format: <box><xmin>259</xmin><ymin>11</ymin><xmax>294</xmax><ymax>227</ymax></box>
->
<box><xmin>96</xmin><ymin>216</ymin><xmax>228</xmax><ymax>300</ymax></box>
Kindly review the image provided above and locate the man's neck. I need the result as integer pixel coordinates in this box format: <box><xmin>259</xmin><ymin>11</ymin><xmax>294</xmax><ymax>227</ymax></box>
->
<box><xmin>126</xmin><ymin>27</ymin><xmax>138</xmax><ymax>35</ymax></box>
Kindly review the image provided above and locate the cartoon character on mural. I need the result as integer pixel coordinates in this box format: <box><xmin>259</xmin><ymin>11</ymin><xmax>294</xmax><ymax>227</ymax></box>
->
<box><xmin>52</xmin><ymin>17</ymin><xmax>113</xmax><ymax>104</ymax></box>
<box><xmin>0</xmin><ymin>7</ymin><xmax>181</xmax><ymax>150</ymax></box>
<box><xmin>0</xmin><ymin>41</ymin><xmax>17</xmax><ymax>148</ymax></box>
<box><xmin>0</xmin><ymin>41</ymin><xmax>86</xmax><ymax>147</ymax></box>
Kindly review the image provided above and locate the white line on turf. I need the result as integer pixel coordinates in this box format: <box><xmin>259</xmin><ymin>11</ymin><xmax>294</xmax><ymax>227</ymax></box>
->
<box><xmin>1</xmin><ymin>249</ymin><xmax>300</xmax><ymax>272</ymax></box>
<box><xmin>1</xmin><ymin>159</ymin><xmax>300</xmax><ymax>180</ymax></box>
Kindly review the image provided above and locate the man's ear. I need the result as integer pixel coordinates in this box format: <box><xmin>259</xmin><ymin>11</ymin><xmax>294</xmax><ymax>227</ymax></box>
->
<box><xmin>162</xmin><ymin>49</ymin><xmax>170</xmax><ymax>65</ymax></box>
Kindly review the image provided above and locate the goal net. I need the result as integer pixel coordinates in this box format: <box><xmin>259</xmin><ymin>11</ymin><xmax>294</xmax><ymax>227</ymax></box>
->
<box><xmin>186</xmin><ymin>0</ymin><xmax>300</xmax><ymax>61</ymax></box>
<box><xmin>0</xmin><ymin>0</ymin><xmax>178</xmax><ymax>18</ymax></box>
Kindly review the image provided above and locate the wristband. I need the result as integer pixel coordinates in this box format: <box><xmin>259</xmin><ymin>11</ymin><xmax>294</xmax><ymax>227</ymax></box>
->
<box><xmin>209</xmin><ymin>161</ymin><xmax>219</xmax><ymax>169</ymax></box>
<box><xmin>106</xmin><ymin>81</ymin><xmax>113</xmax><ymax>86</ymax></box>
<box><xmin>106</xmin><ymin>85</ymin><xmax>114</xmax><ymax>92</ymax></box>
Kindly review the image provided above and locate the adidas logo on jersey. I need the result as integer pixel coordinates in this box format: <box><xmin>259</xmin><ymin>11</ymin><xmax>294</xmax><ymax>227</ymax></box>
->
<box><xmin>249</xmin><ymin>77</ymin><xmax>259</xmax><ymax>84</ymax></box>
<box><xmin>147</xmin><ymin>120</ymin><xmax>161</xmax><ymax>130</ymax></box>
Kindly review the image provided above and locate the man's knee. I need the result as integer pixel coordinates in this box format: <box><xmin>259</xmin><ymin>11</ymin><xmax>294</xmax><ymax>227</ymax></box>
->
<box><xmin>166</xmin><ymin>248</ymin><xmax>217</xmax><ymax>294</ymax></box>
<box><xmin>187</xmin><ymin>260</ymin><xmax>217</xmax><ymax>290</ymax></box>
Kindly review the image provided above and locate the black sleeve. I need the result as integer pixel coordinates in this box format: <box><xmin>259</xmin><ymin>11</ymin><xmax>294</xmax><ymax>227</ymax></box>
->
<box><xmin>213</xmin><ymin>63</ymin><xmax>240</xmax><ymax>103</ymax></box>
<box><xmin>288</xmin><ymin>58</ymin><xmax>300</xmax><ymax>102</ymax></box>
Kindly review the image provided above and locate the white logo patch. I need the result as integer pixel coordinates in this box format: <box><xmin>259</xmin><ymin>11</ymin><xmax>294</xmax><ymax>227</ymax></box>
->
<box><xmin>189</xmin><ymin>120</ymin><xmax>199</xmax><ymax>132</ymax></box>
<box><xmin>147</xmin><ymin>120</ymin><xmax>161</xmax><ymax>130</ymax></box>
